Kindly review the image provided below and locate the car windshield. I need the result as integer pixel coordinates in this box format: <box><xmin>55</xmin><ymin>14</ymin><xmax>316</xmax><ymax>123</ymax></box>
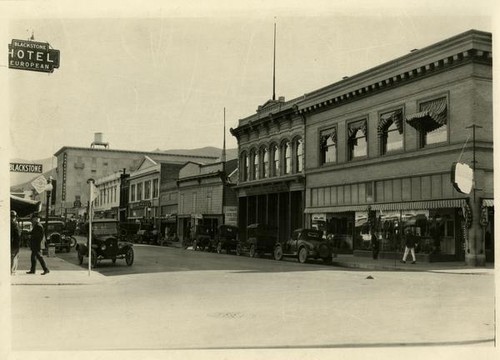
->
<box><xmin>92</xmin><ymin>222</ymin><xmax>118</xmax><ymax>236</ymax></box>
<box><xmin>46</xmin><ymin>223</ymin><xmax>65</xmax><ymax>232</ymax></box>
<box><xmin>300</xmin><ymin>230</ymin><xmax>324</xmax><ymax>240</ymax></box>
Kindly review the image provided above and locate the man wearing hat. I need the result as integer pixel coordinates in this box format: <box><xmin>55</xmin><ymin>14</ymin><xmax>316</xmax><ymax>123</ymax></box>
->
<box><xmin>27</xmin><ymin>213</ymin><xmax>50</xmax><ymax>275</ymax></box>
<box><xmin>10</xmin><ymin>210</ymin><xmax>21</xmax><ymax>275</ymax></box>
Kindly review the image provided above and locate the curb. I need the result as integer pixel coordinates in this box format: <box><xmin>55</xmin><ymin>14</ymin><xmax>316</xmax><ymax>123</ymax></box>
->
<box><xmin>10</xmin><ymin>270</ymin><xmax>107</xmax><ymax>286</ymax></box>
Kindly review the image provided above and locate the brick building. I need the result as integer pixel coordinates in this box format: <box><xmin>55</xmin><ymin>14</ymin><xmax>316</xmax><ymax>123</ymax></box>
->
<box><xmin>297</xmin><ymin>30</ymin><xmax>493</xmax><ymax>265</ymax></box>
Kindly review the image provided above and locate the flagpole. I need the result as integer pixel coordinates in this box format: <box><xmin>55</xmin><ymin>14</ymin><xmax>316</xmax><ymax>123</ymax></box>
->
<box><xmin>87</xmin><ymin>178</ymin><xmax>95</xmax><ymax>276</ymax></box>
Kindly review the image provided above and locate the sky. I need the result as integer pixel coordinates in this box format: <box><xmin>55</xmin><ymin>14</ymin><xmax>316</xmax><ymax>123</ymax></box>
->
<box><xmin>1</xmin><ymin>0</ymin><xmax>497</xmax><ymax>162</ymax></box>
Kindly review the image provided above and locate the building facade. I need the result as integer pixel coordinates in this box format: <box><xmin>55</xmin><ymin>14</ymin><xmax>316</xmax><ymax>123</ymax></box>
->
<box><xmin>297</xmin><ymin>30</ymin><xmax>492</xmax><ymax>265</ymax></box>
<box><xmin>230</xmin><ymin>98</ymin><xmax>306</xmax><ymax>242</ymax></box>
<box><xmin>177</xmin><ymin>159</ymin><xmax>238</xmax><ymax>241</ymax></box>
<box><xmin>93</xmin><ymin>171</ymin><xmax>122</xmax><ymax>219</ymax></box>
<box><xmin>53</xmin><ymin>146</ymin><xmax>218</xmax><ymax>218</ymax></box>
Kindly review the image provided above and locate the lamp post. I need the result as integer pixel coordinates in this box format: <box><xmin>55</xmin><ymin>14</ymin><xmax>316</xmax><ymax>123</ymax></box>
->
<box><xmin>44</xmin><ymin>177</ymin><xmax>54</xmax><ymax>242</ymax></box>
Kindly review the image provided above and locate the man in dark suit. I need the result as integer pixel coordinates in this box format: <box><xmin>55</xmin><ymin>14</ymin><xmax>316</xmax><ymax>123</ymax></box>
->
<box><xmin>11</xmin><ymin>210</ymin><xmax>21</xmax><ymax>275</ymax></box>
<box><xmin>27</xmin><ymin>213</ymin><xmax>50</xmax><ymax>275</ymax></box>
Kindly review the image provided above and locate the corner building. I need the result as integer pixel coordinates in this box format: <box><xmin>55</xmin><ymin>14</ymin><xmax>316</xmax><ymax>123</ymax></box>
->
<box><xmin>298</xmin><ymin>30</ymin><xmax>493</xmax><ymax>265</ymax></box>
<box><xmin>230</xmin><ymin>98</ymin><xmax>305</xmax><ymax>242</ymax></box>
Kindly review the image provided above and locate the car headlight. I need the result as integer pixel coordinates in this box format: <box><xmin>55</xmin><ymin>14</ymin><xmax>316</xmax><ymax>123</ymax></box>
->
<box><xmin>101</xmin><ymin>244</ymin><xmax>106</xmax><ymax>251</ymax></box>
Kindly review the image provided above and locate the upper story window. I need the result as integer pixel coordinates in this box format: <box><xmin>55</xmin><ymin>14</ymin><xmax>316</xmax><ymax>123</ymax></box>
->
<box><xmin>348</xmin><ymin>120</ymin><xmax>367</xmax><ymax>160</ymax></box>
<box><xmin>153</xmin><ymin>179</ymin><xmax>159</xmax><ymax>198</ymax></box>
<box><xmin>283</xmin><ymin>141</ymin><xmax>291</xmax><ymax>175</ymax></box>
<box><xmin>295</xmin><ymin>138</ymin><xmax>304</xmax><ymax>173</ymax></box>
<box><xmin>137</xmin><ymin>182</ymin><xmax>143</xmax><ymax>201</ymax></box>
<box><xmin>320</xmin><ymin>128</ymin><xmax>337</xmax><ymax>165</ymax></box>
<box><xmin>251</xmin><ymin>149</ymin><xmax>259</xmax><ymax>180</ymax></box>
<box><xmin>271</xmin><ymin>144</ymin><xmax>280</xmax><ymax>177</ymax></box>
<box><xmin>261</xmin><ymin>147</ymin><xmax>269</xmax><ymax>178</ymax></box>
<box><xmin>240</xmin><ymin>152</ymin><xmax>248</xmax><ymax>181</ymax></box>
<box><xmin>130</xmin><ymin>184</ymin><xmax>136</xmax><ymax>202</ymax></box>
<box><xmin>144</xmin><ymin>180</ymin><xmax>151</xmax><ymax>199</ymax></box>
<box><xmin>406</xmin><ymin>97</ymin><xmax>448</xmax><ymax>148</ymax></box>
<box><xmin>379</xmin><ymin>109</ymin><xmax>403</xmax><ymax>155</ymax></box>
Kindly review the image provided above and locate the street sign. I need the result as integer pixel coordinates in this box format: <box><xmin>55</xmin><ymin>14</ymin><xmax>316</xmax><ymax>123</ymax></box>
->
<box><xmin>31</xmin><ymin>175</ymin><xmax>48</xmax><ymax>194</ymax></box>
<box><xmin>8</xmin><ymin>39</ymin><xmax>60</xmax><ymax>73</ymax></box>
<box><xmin>10</xmin><ymin>162</ymin><xmax>43</xmax><ymax>173</ymax></box>
<box><xmin>451</xmin><ymin>162</ymin><xmax>473</xmax><ymax>194</ymax></box>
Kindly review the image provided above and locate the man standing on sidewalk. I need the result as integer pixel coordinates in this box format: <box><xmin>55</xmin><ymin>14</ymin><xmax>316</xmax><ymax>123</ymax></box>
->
<box><xmin>27</xmin><ymin>213</ymin><xmax>50</xmax><ymax>275</ymax></box>
<box><xmin>11</xmin><ymin>210</ymin><xmax>21</xmax><ymax>275</ymax></box>
<box><xmin>400</xmin><ymin>227</ymin><xmax>417</xmax><ymax>264</ymax></box>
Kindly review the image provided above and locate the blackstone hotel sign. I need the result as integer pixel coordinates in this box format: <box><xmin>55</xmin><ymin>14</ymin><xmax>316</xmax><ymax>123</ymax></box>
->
<box><xmin>10</xmin><ymin>162</ymin><xmax>43</xmax><ymax>173</ymax></box>
<box><xmin>8</xmin><ymin>39</ymin><xmax>60</xmax><ymax>73</ymax></box>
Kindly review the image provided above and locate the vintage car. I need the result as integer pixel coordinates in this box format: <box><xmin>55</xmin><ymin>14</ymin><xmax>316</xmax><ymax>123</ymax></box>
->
<box><xmin>76</xmin><ymin>219</ymin><xmax>134</xmax><ymax>267</ymax></box>
<box><xmin>210</xmin><ymin>225</ymin><xmax>239</xmax><ymax>254</ymax></box>
<box><xmin>273</xmin><ymin>228</ymin><xmax>333</xmax><ymax>264</ymax></box>
<box><xmin>236</xmin><ymin>223</ymin><xmax>277</xmax><ymax>258</ymax></box>
<box><xmin>44</xmin><ymin>220</ymin><xmax>77</xmax><ymax>253</ymax></box>
<box><xmin>134</xmin><ymin>223</ymin><xmax>160</xmax><ymax>245</ymax></box>
<box><xmin>191</xmin><ymin>224</ymin><xmax>214</xmax><ymax>251</ymax></box>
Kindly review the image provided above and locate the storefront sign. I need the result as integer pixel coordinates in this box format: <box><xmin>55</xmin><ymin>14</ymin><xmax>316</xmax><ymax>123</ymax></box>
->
<box><xmin>10</xmin><ymin>162</ymin><xmax>43</xmax><ymax>173</ymax></box>
<box><xmin>224</xmin><ymin>206</ymin><xmax>238</xmax><ymax>226</ymax></box>
<box><xmin>8</xmin><ymin>39</ymin><xmax>60</xmax><ymax>73</ymax></box>
<box><xmin>137</xmin><ymin>201</ymin><xmax>151</xmax><ymax>207</ymax></box>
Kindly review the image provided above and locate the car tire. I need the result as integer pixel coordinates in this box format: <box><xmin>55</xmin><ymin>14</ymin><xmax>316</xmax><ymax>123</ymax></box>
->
<box><xmin>216</xmin><ymin>242</ymin><xmax>222</xmax><ymax>254</ymax></box>
<box><xmin>298</xmin><ymin>247</ymin><xmax>308</xmax><ymax>264</ymax></box>
<box><xmin>249</xmin><ymin>244</ymin><xmax>256</xmax><ymax>258</ymax></box>
<box><xmin>125</xmin><ymin>248</ymin><xmax>134</xmax><ymax>266</ymax></box>
<box><xmin>274</xmin><ymin>245</ymin><xmax>283</xmax><ymax>261</ymax></box>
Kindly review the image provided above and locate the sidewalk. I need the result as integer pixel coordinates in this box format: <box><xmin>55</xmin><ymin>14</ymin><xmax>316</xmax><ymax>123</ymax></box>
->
<box><xmin>10</xmin><ymin>248</ymin><xmax>107</xmax><ymax>286</ymax></box>
<box><xmin>330</xmin><ymin>254</ymin><xmax>495</xmax><ymax>274</ymax></box>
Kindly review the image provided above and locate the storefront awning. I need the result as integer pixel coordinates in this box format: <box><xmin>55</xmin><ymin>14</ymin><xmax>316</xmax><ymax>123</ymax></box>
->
<box><xmin>371</xmin><ymin>199</ymin><xmax>466</xmax><ymax>211</ymax></box>
<box><xmin>482</xmin><ymin>199</ymin><xmax>494</xmax><ymax>207</ymax></box>
<box><xmin>305</xmin><ymin>205</ymin><xmax>370</xmax><ymax>214</ymax></box>
<box><xmin>10</xmin><ymin>195</ymin><xmax>42</xmax><ymax>217</ymax></box>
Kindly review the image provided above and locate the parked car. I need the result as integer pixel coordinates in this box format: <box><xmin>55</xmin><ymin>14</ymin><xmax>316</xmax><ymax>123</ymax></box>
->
<box><xmin>134</xmin><ymin>223</ymin><xmax>160</xmax><ymax>245</ymax></box>
<box><xmin>44</xmin><ymin>220</ymin><xmax>77</xmax><ymax>252</ymax></box>
<box><xmin>236</xmin><ymin>223</ymin><xmax>277</xmax><ymax>258</ymax></box>
<box><xmin>210</xmin><ymin>225</ymin><xmax>239</xmax><ymax>254</ymax></box>
<box><xmin>192</xmin><ymin>224</ymin><xmax>214</xmax><ymax>251</ymax></box>
<box><xmin>76</xmin><ymin>219</ymin><xmax>134</xmax><ymax>268</ymax></box>
<box><xmin>273</xmin><ymin>228</ymin><xmax>333</xmax><ymax>264</ymax></box>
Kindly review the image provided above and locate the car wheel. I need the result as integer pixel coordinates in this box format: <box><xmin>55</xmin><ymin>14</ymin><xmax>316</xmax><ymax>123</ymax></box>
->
<box><xmin>216</xmin><ymin>242</ymin><xmax>222</xmax><ymax>254</ymax></box>
<box><xmin>235</xmin><ymin>244</ymin><xmax>242</xmax><ymax>256</ymax></box>
<box><xmin>78</xmin><ymin>252</ymin><xmax>83</xmax><ymax>265</ymax></box>
<box><xmin>125</xmin><ymin>248</ymin><xmax>134</xmax><ymax>266</ymax></box>
<box><xmin>249</xmin><ymin>244</ymin><xmax>256</xmax><ymax>258</ymax></box>
<box><xmin>192</xmin><ymin>240</ymin><xmax>197</xmax><ymax>251</ymax></box>
<box><xmin>274</xmin><ymin>245</ymin><xmax>283</xmax><ymax>261</ymax></box>
<box><xmin>90</xmin><ymin>249</ymin><xmax>98</xmax><ymax>268</ymax></box>
<box><xmin>298</xmin><ymin>247</ymin><xmax>308</xmax><ymax>264</ymax></box>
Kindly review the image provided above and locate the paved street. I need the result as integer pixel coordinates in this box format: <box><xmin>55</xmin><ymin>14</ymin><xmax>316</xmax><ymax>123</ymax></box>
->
<box><xmin>11</xmin><ymin>244</ymin><xmax>495</xmax><ymax>353</ymax></box>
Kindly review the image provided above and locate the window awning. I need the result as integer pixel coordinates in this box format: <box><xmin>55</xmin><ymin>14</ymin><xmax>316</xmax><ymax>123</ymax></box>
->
<box><xmin>378</xmin><ymin>109</ymin><xmax>403</xmax><ymax>135</ymax></box>
<box><xmin>305</xmin><ymin>205</ymin><xmax>370</xmax><ymax>214</ymax></box>
<box><xmin>348</xmin><ymin>120</ymin><xmax>367</xmax><ymax>138</ymax></box>
<box><xmin>371</xmin><ymin>199</ymin><xmax>466</xmax><ymax>211</ymax></box>
<box><xmin>482</xmin><ymin>199</ymin><xmax>494</xmax><ymax>207</ymax></box>
<box><xmin>406</xmin><ymin>98</ymin><xmax>447</xmax><ymax>132</ymax></box>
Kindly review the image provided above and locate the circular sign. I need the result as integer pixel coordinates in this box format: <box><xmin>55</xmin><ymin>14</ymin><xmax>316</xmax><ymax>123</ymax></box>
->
<box><xmin>451</xmin><ymin>162</ymin><xmax>473</xmax><ymax>194</ymax></box>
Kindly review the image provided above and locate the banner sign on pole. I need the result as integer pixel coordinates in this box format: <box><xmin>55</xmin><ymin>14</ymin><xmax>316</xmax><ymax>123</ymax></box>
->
<box><xmin>31</xmin><ymin>175</ymin><xmax>48</xmax><ymax>194</ymax></box>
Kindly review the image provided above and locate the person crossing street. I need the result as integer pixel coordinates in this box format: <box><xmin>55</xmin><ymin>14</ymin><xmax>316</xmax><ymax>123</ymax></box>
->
<box><xmin>27</xmin><ymin>213</ymin><xmax>50</xmax><ymax>275</ymax></box>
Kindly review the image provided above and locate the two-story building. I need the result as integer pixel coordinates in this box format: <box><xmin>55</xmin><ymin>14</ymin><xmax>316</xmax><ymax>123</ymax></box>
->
<box><xmin>297</xmin><ymin>30</ymin><xmax>493</xmax><ymax>265</ymax></box>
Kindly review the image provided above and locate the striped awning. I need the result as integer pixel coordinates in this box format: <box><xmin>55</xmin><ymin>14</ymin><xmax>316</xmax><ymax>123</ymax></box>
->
<box><xmin>305</xmin><ymin>205</ymin><xmax>372</xmax><ymax>214</ymax></box>
<box><xmin>378</xmin><ymin>109</ymin><xmax>403</xmax><ymax>135</ymax></box>
<box><xmin>482</xmin><ymin>199</ymin><xmax>494</xmax><ymax>207</ymax></box>
<box><xmin>371</xmin><ymin>199</ymin><xmax>466</xmax><ymax>211</ymax></box>
<box><xmin>406</xmin><ymin>97</ymin><xmax>447</xmax><ymax>132</ymax></box>
<box><xmin>305</xmin><ymin>199</ymin><xmax>467</xmax><ymax>214</ymax></box>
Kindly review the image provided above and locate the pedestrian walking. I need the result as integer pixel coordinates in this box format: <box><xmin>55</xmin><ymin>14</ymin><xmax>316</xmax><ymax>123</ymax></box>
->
<box><xmin>401</xmin><ymin>227</ymin><xmax>417</xmax><ymax>264</ymax></box>
<box><xmin>27</xmin><ymin>213</ymin><xmax>50</xmax><ymax>275</ymax></box>
<box><xmin>11</xmin><ymin>210</ymin><xmax>21</xmax><ymax>275</ymax></box>
<box><xmin>371</xmin><ymin>231</ymin><xmax>380</xmax><ymax>260</ymax></box>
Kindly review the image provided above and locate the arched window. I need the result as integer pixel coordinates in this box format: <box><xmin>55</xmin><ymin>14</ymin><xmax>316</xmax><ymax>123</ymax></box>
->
<box><xmin>271</xmin><ymin>143</ymin><xmax>280</xmax><ymax>176</ymax></box>
<box><xmin>283</xmin><ymin>141</ymin><xmax>291</xmax><ymax>175</ymax></box>
<box><xmin>320</xmin><ymin>128</ymin><xmax>337</xmax><ymax>164</ymax></box>
<box><xmin>261</xmin><ymin>147</ymin><xmax>269</xmax><ymax>178</ymax></box>
<box><xmin>295</xmin><ymin>138</ymin><xmax>304</xmax><ymax>173</ymax></box>
<box><xmin>348</xmin><ymin>120</ymin><xmax>367</xmax><ymax>160</ymax></box>
<box><xmin>379</xmin><ymin>109</ymin><xmax>403</xmax><ymax>155</ymax></box>
<box><xmin>252</xmin><ymin>149</ymin><xmax>259</xmax><ymax>180</ymax></box>
<box><xmin>406</xmin><ymin>97</ymin><xmax>448</xmax><ymax>148</ymax></box>
<box><xmin>240</xmin><ymin>152</ymin><xmax>248</xmax><ymax>181</ymax></box>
